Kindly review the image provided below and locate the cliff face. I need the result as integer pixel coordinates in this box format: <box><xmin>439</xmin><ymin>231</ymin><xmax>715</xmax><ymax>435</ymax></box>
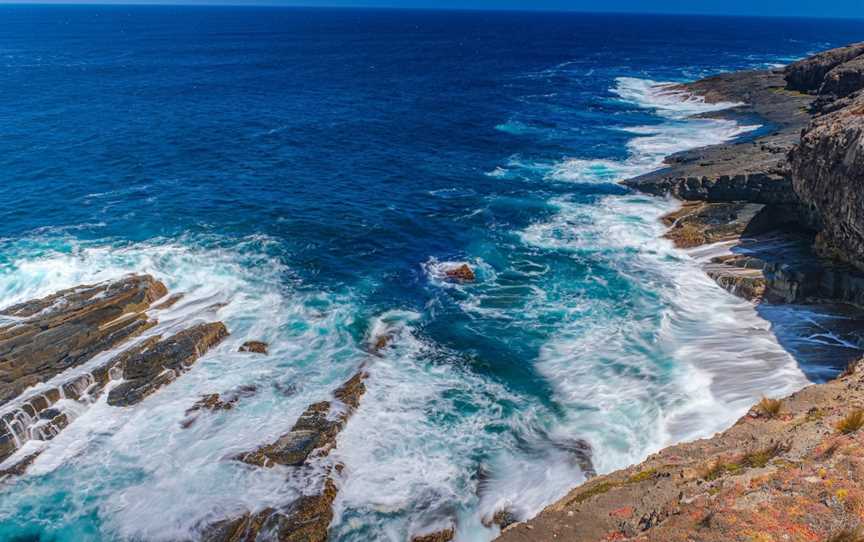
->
<box><xmin>791</xmin><ymin>92</ymin><xmax>864</xmax><ymax>272</ymax></box>
<box><xmin>784</xmin><ymin>42</ymin><xmax>864</xmax><ymax>93</ymax></box>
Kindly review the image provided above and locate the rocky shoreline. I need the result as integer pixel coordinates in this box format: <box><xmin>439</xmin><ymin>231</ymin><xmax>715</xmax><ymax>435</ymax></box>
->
<box><xmin>497</xmin><ymin>43</ymin><xmax>864</xmax><ymax>541</ymax></box>
<box><xmin>3</xmin><ymin>44</ymin><xmax>864</xmax><ymax>542</ymax></box>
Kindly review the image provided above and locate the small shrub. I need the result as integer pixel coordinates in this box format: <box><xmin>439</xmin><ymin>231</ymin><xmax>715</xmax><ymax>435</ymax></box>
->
<box><xmin>741</xmin><ymin>443</ymin><xmax>785</xmax><ymax>469</ymax></box>
<box><xmin>627</xmin><ymin>468</ymin><xmax>657</xmax><ymax>484</ymax></box>
<box><xmin>837</xmin><ymin>410</ymin><xmax>864</xmax><ymax>435</ymax></box>
<box><xmin>756</xmin><ymin>397</ymin><xmax>782</xmax><ymax>419</ymax></box>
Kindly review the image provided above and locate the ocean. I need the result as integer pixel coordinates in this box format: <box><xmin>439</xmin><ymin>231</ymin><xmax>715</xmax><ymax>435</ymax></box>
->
<box><xmin>0</xmin><ymin>6</ymin><xmax>862</xmax><ymax>541</ymax></box>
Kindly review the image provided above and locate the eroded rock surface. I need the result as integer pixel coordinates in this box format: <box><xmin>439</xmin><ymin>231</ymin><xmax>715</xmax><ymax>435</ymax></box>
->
<box><xmin>791</xmin><ymin>93</ymin><xmax>864</xmax><ymax>273</ymax></box>
<box><xmin>107</xmin><ymin>322</ymin><xmax>229</xmax><ymax>407</ymax></box>
<box><xmin>0</xmin><ymin>274</ymin><xmax>166</xmax><ymax>405</ymax></box>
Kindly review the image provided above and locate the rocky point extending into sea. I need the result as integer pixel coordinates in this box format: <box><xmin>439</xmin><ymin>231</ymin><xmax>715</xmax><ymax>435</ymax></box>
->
<box><xmin>497</xmin><ymin>43</ymin><xmax>864</xmax><ymax>542</ymax></box>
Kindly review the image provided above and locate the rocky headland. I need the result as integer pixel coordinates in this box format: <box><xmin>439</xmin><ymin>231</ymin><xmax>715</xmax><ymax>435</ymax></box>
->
<box><xmin>497</xmin><ymin>43</ymin><xmax>864</xmax><ymax>541</ymax></box>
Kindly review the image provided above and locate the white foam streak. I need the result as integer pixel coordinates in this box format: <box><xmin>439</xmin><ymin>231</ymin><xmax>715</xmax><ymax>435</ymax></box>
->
<box><xmin>0</xmin><ymin>235</ymin><xmax>367</xmax><ymax>541</ymax></box>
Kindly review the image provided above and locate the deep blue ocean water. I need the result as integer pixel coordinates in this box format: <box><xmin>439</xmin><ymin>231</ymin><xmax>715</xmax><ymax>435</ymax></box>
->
<box><xmin>0</xmin><ymin>7</ymin><xmax>863</xmax><ymax>541</ymax></box>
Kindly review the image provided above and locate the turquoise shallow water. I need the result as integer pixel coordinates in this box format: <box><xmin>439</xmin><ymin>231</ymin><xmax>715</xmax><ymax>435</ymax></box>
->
<box><xmin>1</xmin><ymin>7</ymin><xmax>863</xmax><ymax>541</ymax></box>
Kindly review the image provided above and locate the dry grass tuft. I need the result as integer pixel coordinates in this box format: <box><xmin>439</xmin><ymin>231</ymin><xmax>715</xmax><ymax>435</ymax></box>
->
<box><xmin>837</xmin><ymin>410</ymin><xmax>864</xmax><ymax>435</ymax></box>
<box><xmin>756</xmin><ymin>397</ymin><xmax>782</xmax><ymax>419</ymax></box>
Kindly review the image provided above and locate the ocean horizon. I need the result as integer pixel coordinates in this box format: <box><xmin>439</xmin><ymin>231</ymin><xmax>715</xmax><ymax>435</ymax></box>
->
<box><xmin>1</xmin><ymin>7</ymin><xmax>863</xmax><ymax>541</ymax></box>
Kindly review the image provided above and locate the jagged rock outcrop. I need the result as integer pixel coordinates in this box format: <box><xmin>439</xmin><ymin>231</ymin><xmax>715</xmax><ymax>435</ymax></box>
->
<box><xmin>233</xmin><ymin>371</ymin><xmax>365</xmax><ymax>468</ymax></box>
<box><xmin>819</xmin><ymin>55</ymin><xmax>864</xmax><ymax>99</ymax></box>
<box><xmin>202</xmin><ymin>370</ymin><xmax>368</xmax><ymax>541</ymax></box>
<box><xmin>784</xmin><ymin>42</ymin><xmax>864</xmax><ymax>92</ymax></box>
<box><xmin>444</xmin><ymin>263</ymin><xmax>476</xmax><ymax>282</ymax></box>
<box><xmin>497</xmin><ymin>362</ymin><xmax>864</xmax><ymax>541</ymax></box>
<box><xmin>0</xmin><ymin>274</ymin><xmax>166</xmax><ymax>405</ymax></box>
<box><xmin>107</xmin><ymin>322</ymin><xmax>229</xmax><ymax>407</ymax></box>
<box><xmin>791</xmin><ymin>92</ymin><xmax>864</xmax><ymax>273</ymax></box>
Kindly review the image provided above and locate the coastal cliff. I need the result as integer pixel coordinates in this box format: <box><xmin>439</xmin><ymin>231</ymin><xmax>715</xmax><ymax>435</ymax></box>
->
<box><xmin>496</xmin><ymin>44</ymin><xmax>864</xmax><ymax>541</ymax></box>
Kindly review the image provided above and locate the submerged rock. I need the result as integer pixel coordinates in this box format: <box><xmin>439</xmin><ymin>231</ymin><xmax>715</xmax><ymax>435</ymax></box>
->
<box><xmin>107</xmin><ymin>322</ymin><xmax>228</xmax><ymax>407</ymax></box>
<box><xmin>239</xmin><ymin>341</ymin><xmax>268</xmax><ymax>354</ymax></box>
<box><xmin>0</xmin><ymin>274</ymin><xmax>166</xmax><ymax>406</ymax></box>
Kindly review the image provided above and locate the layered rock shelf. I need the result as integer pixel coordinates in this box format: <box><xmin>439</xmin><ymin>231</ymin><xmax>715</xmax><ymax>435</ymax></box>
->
<box><xmin>0</xmin><ymin>274</ymin><xmax>166</xmax><ymax>406</ymax></box>
<box><xmin>0</xmin><ymin>275</ymin><xmax>227</xmax><ymax>478</ymax></box>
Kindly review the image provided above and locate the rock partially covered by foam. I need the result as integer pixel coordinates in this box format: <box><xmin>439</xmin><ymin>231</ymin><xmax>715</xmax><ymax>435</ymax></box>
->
<box><xmin>203</xmin><ymin>370</ymin><xmax>368</xmax><ymax>542</ymax></box>
<box><xmin>411</xmin><ymin>527</ymin><xmax>456</xmax><ymax>542</ymax></box>
<box><xmin>0</xmin><ymin>274</ymin><xmax>166</xmax><ymax>406</ymax></box>
<box><xmin>233</xmin><ymin>371</ymin><xmax>365</xmax><ymax>467</ymax></box>
<box><xmin>784</xmin><ymin>42</ymin><xmax>864</xmax><ymax>92</ymax></box>
<box><xmin>200</xmin><ymin>476</ymin><xmax>339</xmax><ymax>542</ymax></box>
<box><xmin>239</xmin><ymin>340</ymin><xmax>268</xmax><ymax>354</ymax></box>
<box><xmin>107</xmin><ymin>323</ymin><xmax>228</xmax><ymax>406</ymax></box>
<box><xmin>444</xmin><ymin>263</ymin><xmax>476</xmax><ymax>282</ymax></box>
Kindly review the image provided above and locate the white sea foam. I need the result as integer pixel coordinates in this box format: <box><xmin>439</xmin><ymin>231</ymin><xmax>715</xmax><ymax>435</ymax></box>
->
<box><xmin>0</xmin><ymin>235</ymin><xmax>368</xmax><ymax>541</ymax></box>
<box><xmin>517</xmin><ymin>77</ymin><xmax>810</xmax><ymax>479</ymax></box>
<box><xmin>546</xmin><ymin>78</ymin><xmax>760</xmax><ymax>185</ymax></box>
